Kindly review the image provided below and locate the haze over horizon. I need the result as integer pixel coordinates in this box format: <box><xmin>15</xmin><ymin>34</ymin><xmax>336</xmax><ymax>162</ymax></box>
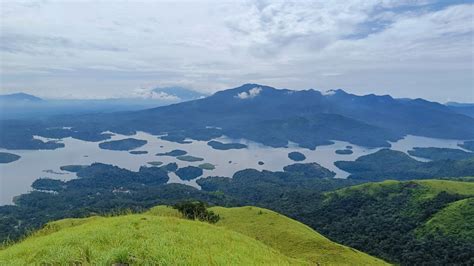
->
<box><xmin>1</xmin><ymin>0</ymin><xmax>473</xmax><ymax>102</ymax></box>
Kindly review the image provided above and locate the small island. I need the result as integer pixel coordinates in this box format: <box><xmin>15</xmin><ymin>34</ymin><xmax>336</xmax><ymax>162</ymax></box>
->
<box><xmin>176</xmin><ymin>166</ymin><xmax>203</xmax><ymax>180</ymax></box>
<box><xmin>99</xmin><ymin>138</ymin><xmax>147</xmax><ymax>151</ymax></box>
<box><xmin>130</xmin><ymin>150</ymin><xmax>148</xmax><ymax>155</ymax></box>
<box><xmin>408</xmin><ymin>147</ymin><xmax>474</xmax><ymax>161</ymax></box>
<box><xmin>335</xmin><ymin>149</ymin><xmax>353</xmax><ymax>155</ymax></box>
<box><xmin>288</xmin><ymin>151</ymin><xmax>306</xmax><ymax>162</ymax></box>
<box><xmin>283</xmin><ymin>163</ymin><xmax>336</xmax><ymax>178</ymax></box>
<box><xmin>160</xmin><ymin>134</ymin><xmax>192</xmax><ymax>144</ymax></box>
<box><xmin>60</xmin><ymin>165</ymin><xmax>87</xmax><ymax>172</ymax></box>
<box><xmin>156</xmin><ymin>149</ymin><xmax>187</xmax><ymax>157</ymax></box>
<box><xmin>147</xmin><ymin>161</ymin><xmax>163</xmax><ymax>166</ymax></box>
<box><xmin>177</xmin><ymin>155</ymin><xmax>204</xmax><ymax>162</ymax></box>
<box><xmin>207</xmin><ymin>140</ymin><xmax>247</xmax><ymax>150</ymax></box>
<box><xmin>0</xmin><ymin>152</ymin><xmax>21</xmax><ymax>164</ymax></box>
<box><xmin>198</xmin><ymin>163</ymin><xmax>215</xmax><ymax>170</ymax></box>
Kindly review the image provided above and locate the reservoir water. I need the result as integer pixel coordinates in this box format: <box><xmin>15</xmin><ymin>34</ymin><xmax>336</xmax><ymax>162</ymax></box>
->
<box><xmin>0</xmin><ymin>132</ymin><xmax>466</xmax><ymax>205</ymax></box>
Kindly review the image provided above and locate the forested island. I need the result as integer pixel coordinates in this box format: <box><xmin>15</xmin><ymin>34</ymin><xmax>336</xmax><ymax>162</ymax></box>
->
<box><xmin>0</xmin><ymin>152</ymin><xmax>21</xmax><ymax>164</ymax></box>
<box><xmin>288</xmin><ymin>151</ymin><xmax>306</xmax><ymax>161</ymax></box>
<box><xmin>207</xmin><ymin>140</ymin><xmax>247</xmax><ymax>150</ymax></box>
<box><xmin>98</xmin><ymin>138</ymin><xmax>147</xmax><ymax>151</ymax></box>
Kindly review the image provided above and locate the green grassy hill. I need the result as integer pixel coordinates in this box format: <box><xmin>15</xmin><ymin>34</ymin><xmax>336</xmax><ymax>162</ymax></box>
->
<box><xmin>0</xmin><ymin>206</ymin><xmax>387</xmax><ymax>265</ymax></box>
<box><xmin>148</xmin><ymin>205</ymin><xmax>387</xmax><ymax>265</ymax></box>
<box><xmin>417</xmin><ymin>197</ymin><xmax>474</xmax><ymax>241</ymax></box>
<box><xmin>306</xmin><ymin>179</ymin><xmax>474</xmax><ymax>265</ymax></box>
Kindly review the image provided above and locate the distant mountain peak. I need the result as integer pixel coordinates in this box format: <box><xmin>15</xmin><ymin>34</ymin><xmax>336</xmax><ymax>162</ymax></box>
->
<box><xmin>0</xmin><ymin>92</ymin><xmax>42</xmax><ymax>102</ymax></box>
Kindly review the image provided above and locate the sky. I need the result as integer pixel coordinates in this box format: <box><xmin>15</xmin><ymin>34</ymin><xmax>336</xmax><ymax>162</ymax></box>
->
<box><xmin>0</xmin><ymin>0</ymin><xmax>473</xmax><ymax>102</ymax></box>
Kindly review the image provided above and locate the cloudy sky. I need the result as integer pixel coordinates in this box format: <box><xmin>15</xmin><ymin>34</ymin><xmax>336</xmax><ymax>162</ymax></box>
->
<box><xmin>0</xmin><ymin>0</ymin><xmax>473</xmax><ymax>102</ymax></box>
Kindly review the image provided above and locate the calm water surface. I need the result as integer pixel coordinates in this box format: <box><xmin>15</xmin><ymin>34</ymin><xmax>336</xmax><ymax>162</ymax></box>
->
<box><xmin>0</xmin><ymin>132</ymin><xmax>465</xmax><ymax>205</ymax></box>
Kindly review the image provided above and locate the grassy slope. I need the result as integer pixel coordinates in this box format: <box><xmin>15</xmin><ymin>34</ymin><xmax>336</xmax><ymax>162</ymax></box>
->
<box><xmin>331</xmin><ymin>179</ymin><xmax>474</xmax><ymax>240</ymax></box>
<box><xmin>332</xmin><ymin>179</ymin><xmax>474</xmax><ymax>199</ymax></box>
<box><xmin>210</xmin><ymin>206</ymin><xmax>388</xmax><ymax>265</ymax></box>
<box><xmin>149</xmin><ymin>205</ymin><xmax>388</xmax><ymax>265</ymax></box>
<box><xmin>0</xmin><ymin>214</ymin><xmax>299</xmax><ymax>265</ymax></box>
<box><xmin>0</xmin><ymin>205</ymin><xmax>388</xmax><ymax>265</ymax></box>
<box><xmin>417</xmin><ymin>198</ymin><xmax>474</xmax><ymax>241</ymax></box>
<box><xmin>414</xmin><ymin>180</ymin><xmax>474</xmax><ymax>198</ymax></box>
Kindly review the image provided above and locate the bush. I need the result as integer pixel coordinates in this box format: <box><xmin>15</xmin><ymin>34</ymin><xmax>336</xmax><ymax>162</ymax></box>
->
<box><xmin>173</xmin><ymin>201</ymin><xmax>220</xmax><ymax>224</ymax></box>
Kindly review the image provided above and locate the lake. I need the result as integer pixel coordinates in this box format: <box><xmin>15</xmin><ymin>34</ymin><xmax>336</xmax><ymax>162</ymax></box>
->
<box><xmin>0</xmin><ymin>132</ymin><xmax>466</xmax><ymax>205</ymax></box>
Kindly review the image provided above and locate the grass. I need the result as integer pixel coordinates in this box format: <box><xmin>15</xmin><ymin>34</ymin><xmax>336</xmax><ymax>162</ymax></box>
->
<box><xmin>417</xmin><ymin>198</ymin><xmax>474</xmax><ymax>241</ymax></box>
<box><xmin>209</xmin><ymin>206</ymin><xmax>389</xmax><ymax>265</ymax></box>
<box><xmin>1</xmin><ymin>205</ymin><xmax>388</xmax><ymax>265</ymax></box>
<box><xmin>147</xmin><ymin>206</ymin><xmax>388</xmax><ymax>265</ymax></box>
<box><xmin>331</xmin><ymin>179</ymin><xmax>474</xmax><ymax>200</ymax></box>
<box><xmin>0</xmin><ymin>214</ymin><xmax>300</xmax><ymax>265</ymax></box>
<box><xmin>415</xmin><ymin>180</ymin><xmax>474</xmax><ymax>199</ymax></box>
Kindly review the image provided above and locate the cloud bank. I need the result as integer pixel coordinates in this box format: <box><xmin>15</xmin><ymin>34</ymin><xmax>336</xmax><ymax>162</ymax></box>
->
<box><xmin>0</xmin><ymin>0</ymin><xmax>472</xmax><ymax>102</ymax></box>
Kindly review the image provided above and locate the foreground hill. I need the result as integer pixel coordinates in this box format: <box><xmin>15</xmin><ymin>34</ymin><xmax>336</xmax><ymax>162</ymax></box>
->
<box><xmin>303</xmin><ymin>179</ymin><xmax>474</xmax><ymax>265</ymax></box>
<box><xmin>0</xmin><ymin>206</ymin><xmax>386</xmax><ymax>265</ymax></box>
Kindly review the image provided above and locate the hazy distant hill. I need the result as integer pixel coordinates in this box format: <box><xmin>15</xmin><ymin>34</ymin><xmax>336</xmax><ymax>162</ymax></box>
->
<box><xmin>121</xmin><ymin>84</ymin><xmax>474</xmax><ymax>147</ymax></box>
<box><xmin>446</xmin><ymin>102</ymin><xmax>474</xmax><ymax>118</ymax></box>
<box><xmin>2</xmin><ymin>84</ymin><xmax>474</xmax><ymax>150</ymax></box>
<box><xmin>0</xmin><ymin>92</ymin><xmax>42</xmax><ymax>102</ymax></box>
<box><xmin>0</xmin><ymin>88</ymin><xmax>204</xmax><ymax>119</ymax></box>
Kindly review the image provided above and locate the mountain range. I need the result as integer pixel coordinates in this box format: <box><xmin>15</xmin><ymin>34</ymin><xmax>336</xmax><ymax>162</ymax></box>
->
<box><xmin>2</xmin><ymin>83</ymin><xmax>474</xmax><ymax>150</ymax></box>
<box><xmin>0</xmin><ymin>87</ymin><xmax>205</xmax><ymax>119</ymax></box>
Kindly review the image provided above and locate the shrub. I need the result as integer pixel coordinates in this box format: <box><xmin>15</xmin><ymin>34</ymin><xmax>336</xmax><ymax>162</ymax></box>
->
<box><xmin>173</xmin><ymin>201</ymin><xmax>220</xmax><ymax>223</ymax></box>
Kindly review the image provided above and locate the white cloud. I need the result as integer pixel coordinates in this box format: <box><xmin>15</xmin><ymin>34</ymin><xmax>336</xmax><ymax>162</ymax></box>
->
<box><xmin>322</xmin><ymin>90</ymin><xmax>337</xmax><ymax>96</ymax></box>
<box><xmin>133</xmin><ymin>87</ymin><xmax>180</xmax><ymax>101</ymax></box>
<box><xmin>236</xmin><ymin>87</ymin><xmax>262</xmax><ymax>99</ymax></box>
<box><xmin>0</xmin><ymin>1</ymin><xmax>472</xmax><ymax>102</ymax></box>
